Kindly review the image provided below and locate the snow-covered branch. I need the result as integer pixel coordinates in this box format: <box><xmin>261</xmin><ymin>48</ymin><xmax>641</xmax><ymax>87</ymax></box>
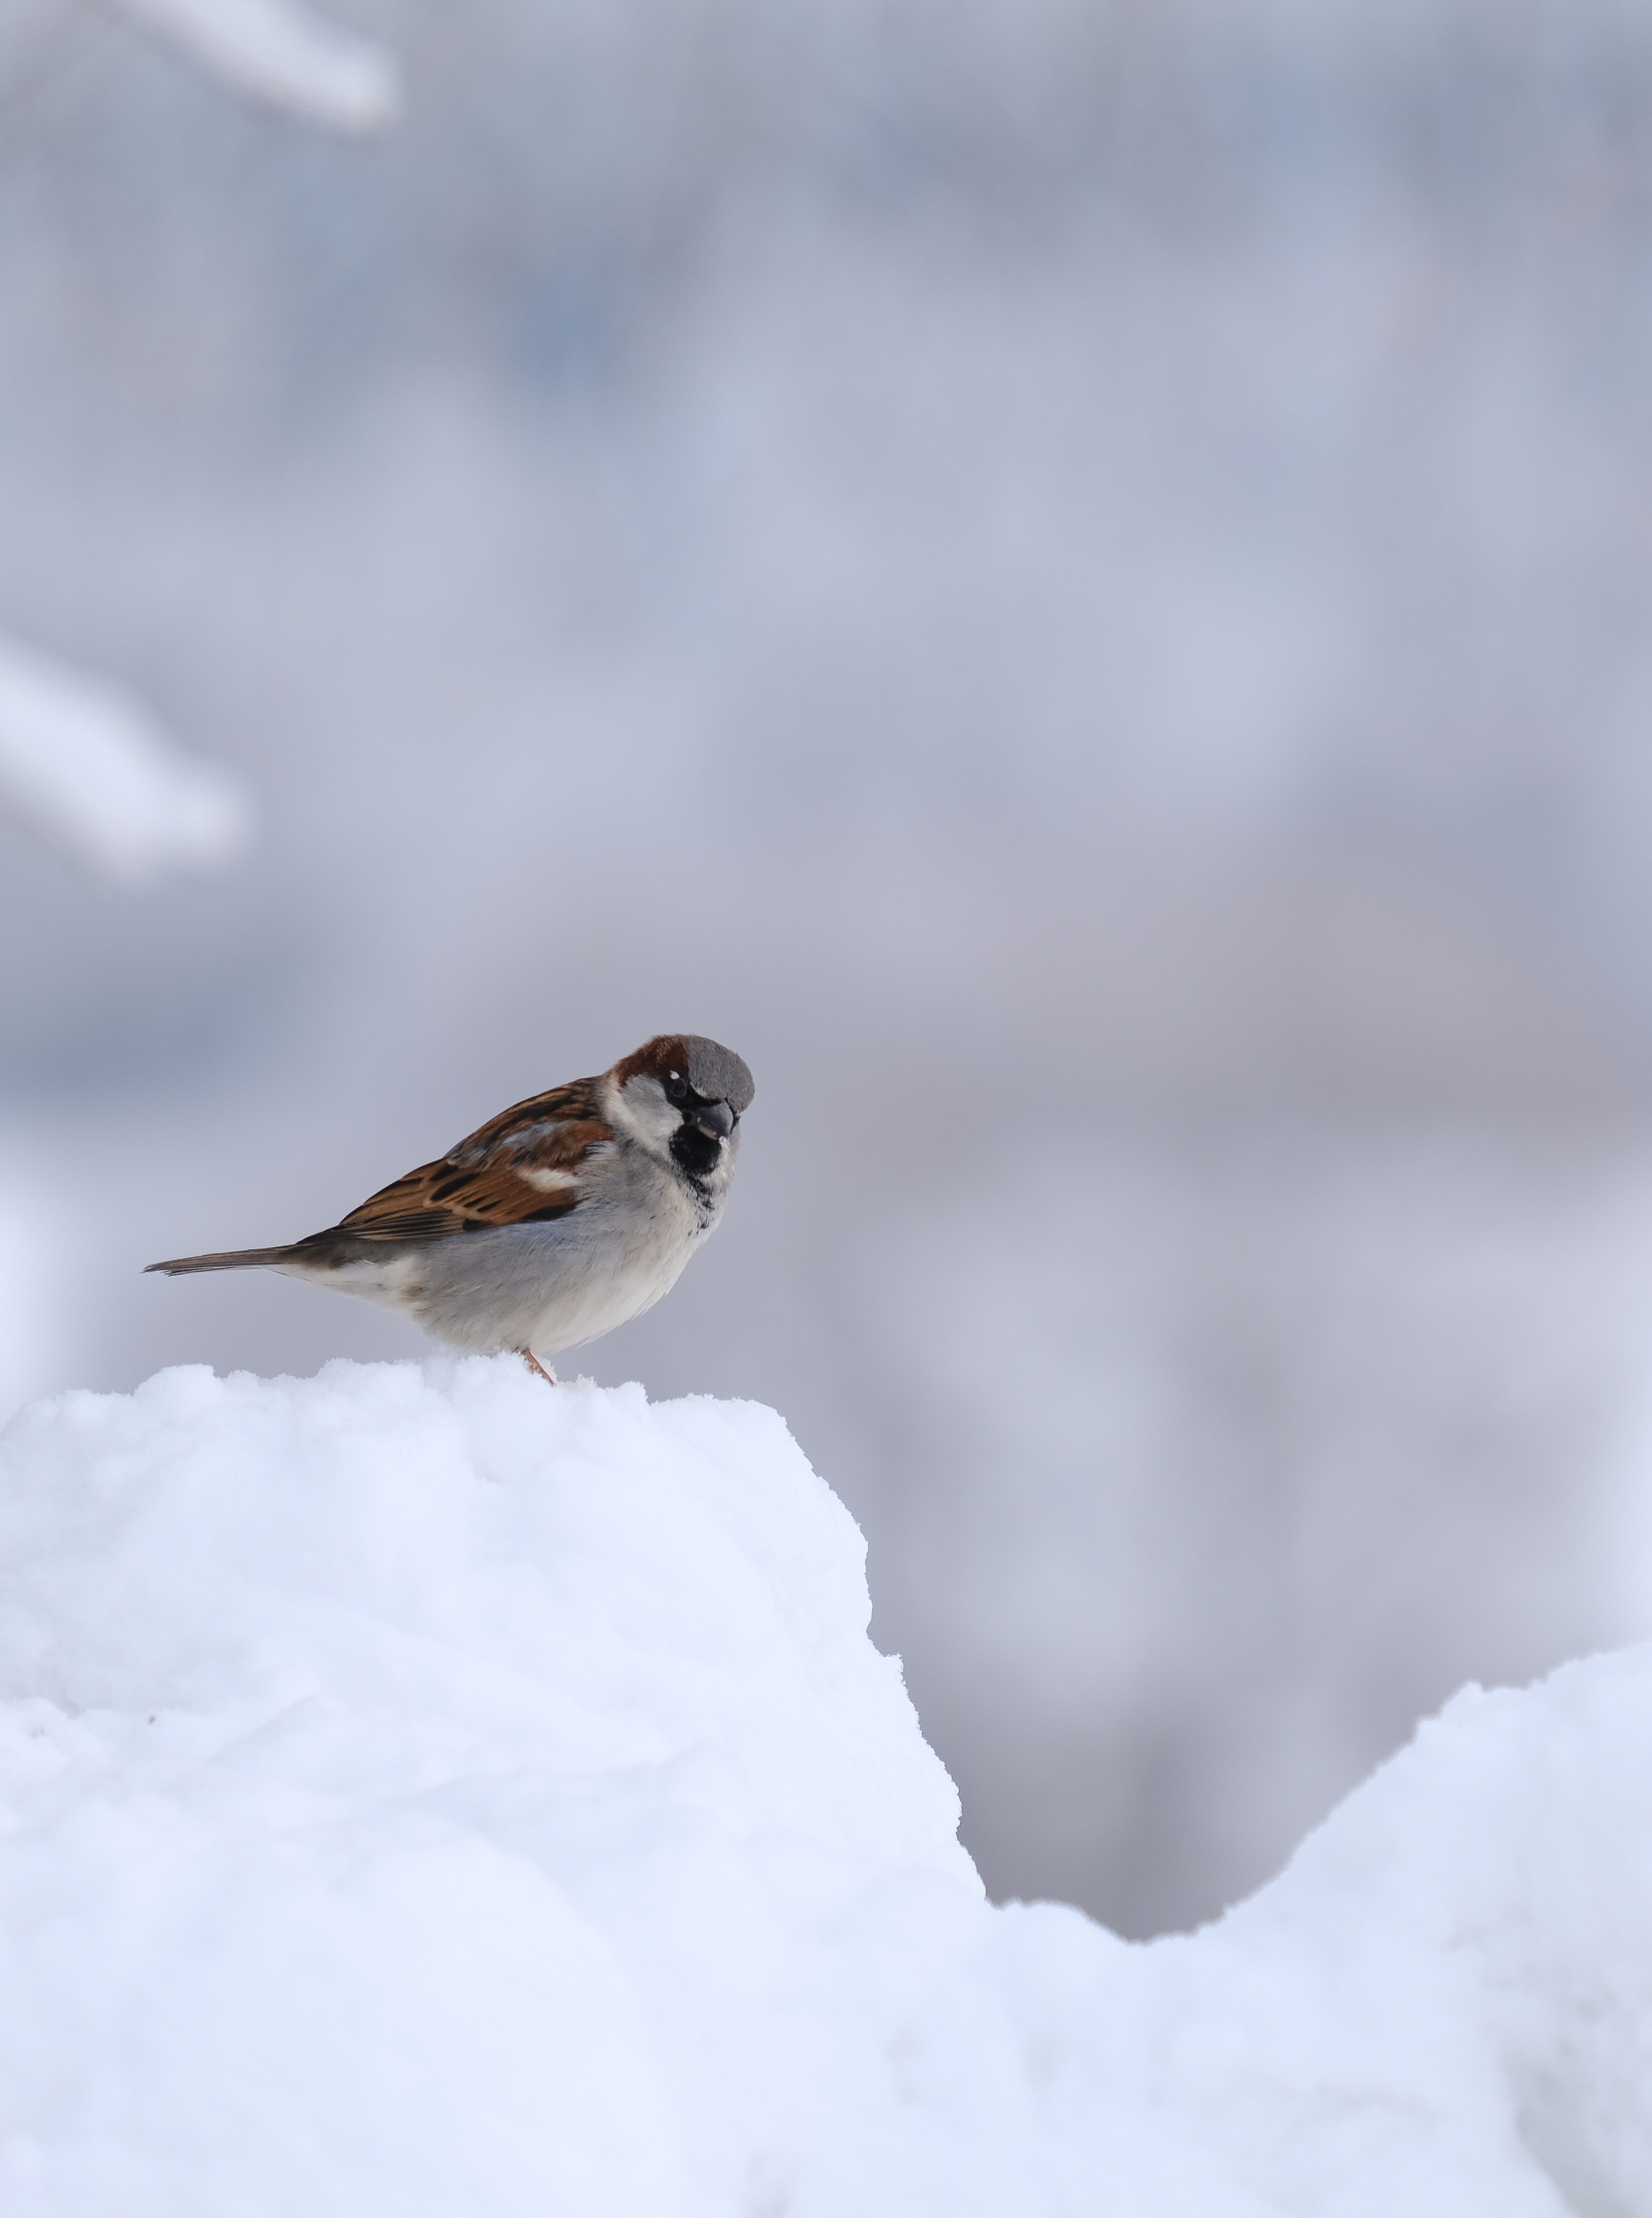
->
<box><xmin>0</xmin><ymin>632</ymin><xmax>252</xmax><ymax>886</ymax></box>
<box><xmin>108</xmin><ymin>0</ymin><xmax>399</xmax><ymax>133</ymax></box>
<box><xmin>0</xmin><ymin>6</ymin><xmax>399</xmax><ymax>893</ymax></box>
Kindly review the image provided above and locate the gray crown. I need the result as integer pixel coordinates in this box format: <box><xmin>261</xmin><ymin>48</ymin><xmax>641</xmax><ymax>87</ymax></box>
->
<box><xmin>682</xmin><ymin>1036</ymin><xmax>755</xmax><ymax>1113</ymax></box>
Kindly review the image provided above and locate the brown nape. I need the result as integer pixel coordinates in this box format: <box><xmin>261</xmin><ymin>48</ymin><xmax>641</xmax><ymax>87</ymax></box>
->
<box><xmin>611</xmin><ymin>1036</ymin><xmax>690</xmax><ymax>1090</ymax></box>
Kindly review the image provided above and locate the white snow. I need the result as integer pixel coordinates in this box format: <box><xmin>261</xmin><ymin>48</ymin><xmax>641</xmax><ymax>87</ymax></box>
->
<box><xmin>1</xmin><ymin>1357</ymin><xmax>1648</xmax><ymax>2215</ymax></box>
<box><xmin>111</xmin><ymin>0</ymin><xmax>399</xmax><ymax>133</ymax></box>
<box><xmin>0</xmin><ymin>632</ymin><xmax>252</xmax><ymax>886</ymax></box>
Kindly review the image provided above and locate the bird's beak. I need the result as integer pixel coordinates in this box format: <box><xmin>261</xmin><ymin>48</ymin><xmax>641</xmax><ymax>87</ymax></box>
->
<box><xmin>690</xmin><ymin>1099</ymin><xmax>735</xmax><ymax>1140</ymax></box>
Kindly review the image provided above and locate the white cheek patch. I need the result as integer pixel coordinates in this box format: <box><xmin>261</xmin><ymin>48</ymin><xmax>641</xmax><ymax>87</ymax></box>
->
<box><xmin>520</xmin><ymin>1167</ymin><xmax>579</xmax><ymax>1194</ymax></box>
<box><xmin>607</xmin><ymin>1076</ymin><xmax>678</xmax><ymax>1151</ymax></box>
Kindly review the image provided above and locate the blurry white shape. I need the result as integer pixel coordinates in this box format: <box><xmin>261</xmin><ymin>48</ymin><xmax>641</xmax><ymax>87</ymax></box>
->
<box><xmin>0</xmin><ymin>631</ymin><xmax>252</xmax><ymax>886</ymax></box>
<box><xmin>110</xmin><ymin>0</ymin><xmax>399</xmax><ymax>132</ymax></box>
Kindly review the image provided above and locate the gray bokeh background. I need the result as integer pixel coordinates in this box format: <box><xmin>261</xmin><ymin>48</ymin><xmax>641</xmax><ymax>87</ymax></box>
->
<box><xmin>7</xmin><ymin>0</ymin><xmax>1652</xmax><ymax>1937</ymax></box>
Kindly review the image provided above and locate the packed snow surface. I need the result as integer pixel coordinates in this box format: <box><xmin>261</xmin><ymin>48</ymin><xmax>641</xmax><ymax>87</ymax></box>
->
<box><xmin>0</xmin><ymin>1359</ymin><xmax>1647</xmax><ymax>2216</ymax></box>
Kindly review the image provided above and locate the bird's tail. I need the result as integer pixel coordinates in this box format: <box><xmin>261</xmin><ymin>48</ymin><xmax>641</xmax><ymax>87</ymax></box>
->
<box><xmin>144</xmin><ymin>1247</ymin><xmax>295</xmax><ymax>1276</ymax></box>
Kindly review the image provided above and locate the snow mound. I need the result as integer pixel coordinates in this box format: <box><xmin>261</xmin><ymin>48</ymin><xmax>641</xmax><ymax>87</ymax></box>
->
<box><xmin>2</xmin><ymin>1359</ymin><xmax>1650</xmax><ymax>2216</ymax></box>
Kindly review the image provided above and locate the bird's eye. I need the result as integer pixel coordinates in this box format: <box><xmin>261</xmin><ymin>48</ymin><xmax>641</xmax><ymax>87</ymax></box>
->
<box><xmin>665</xmin><ymin>1074</ymin><xmax>689</xmax><ymax>1105</ymax></box>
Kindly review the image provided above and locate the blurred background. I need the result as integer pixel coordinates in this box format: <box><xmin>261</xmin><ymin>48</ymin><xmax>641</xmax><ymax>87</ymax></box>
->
<box><xmin>6</xmin><ymin>0</ymin><xmax>1652</xmax><ymax>1939</ymax></box>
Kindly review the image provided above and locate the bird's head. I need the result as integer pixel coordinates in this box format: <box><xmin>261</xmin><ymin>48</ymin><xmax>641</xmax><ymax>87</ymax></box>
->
<box><xmin>607</xmin><ymin>1033</ymin><xmax>755</xmax><ymax>1186</ymax></box>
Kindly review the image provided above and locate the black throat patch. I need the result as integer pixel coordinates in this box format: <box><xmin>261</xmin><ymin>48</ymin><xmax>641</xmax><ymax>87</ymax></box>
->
<box><xmin>670</xmin><ymin>1122</ymin><xmax>723</xmax><ymax>1190</ymax></box>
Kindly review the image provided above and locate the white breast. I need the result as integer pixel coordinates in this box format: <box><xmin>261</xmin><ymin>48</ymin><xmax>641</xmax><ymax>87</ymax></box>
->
<box><xmin>399</xmin><ymin>1140</ymin><xmax>723</xmax><ymax>1356</ymax></box>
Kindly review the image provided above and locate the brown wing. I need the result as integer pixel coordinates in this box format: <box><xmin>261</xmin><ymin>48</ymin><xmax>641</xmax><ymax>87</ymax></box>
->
<box><xmin>332</xmin><ymin>1077</ymin><xmax>613</xmax><ymax>1241</ymax></box>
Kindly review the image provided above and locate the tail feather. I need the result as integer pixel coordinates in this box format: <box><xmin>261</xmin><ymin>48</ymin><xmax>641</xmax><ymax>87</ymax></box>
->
<box><xmin>144</xmin><ymin>1247</ymin><xmax>295</xmax><ymax>1276</ymax></box>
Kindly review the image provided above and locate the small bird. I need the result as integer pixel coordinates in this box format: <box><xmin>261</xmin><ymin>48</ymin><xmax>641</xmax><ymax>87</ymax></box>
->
<box><xmin>147</xmin><ymin>1034</ymin><xmax>754</xmax><ymax>1381</ymax></box>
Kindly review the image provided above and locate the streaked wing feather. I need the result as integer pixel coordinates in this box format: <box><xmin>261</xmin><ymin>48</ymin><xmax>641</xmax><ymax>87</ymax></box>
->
<box><xmin>316</xmin><ymin>1206</ymin><xmax>469</xmax><ymax>1242</ymax></box>
<box><xmin>334</xmin><ymin>1078</ymin><xmax>613</xmax><ymax>1240</ymax></box>
<box><xmin>444</xmin><ymin>1078</ymin><xmax>606</xmax><ymax>1161</ymax></box>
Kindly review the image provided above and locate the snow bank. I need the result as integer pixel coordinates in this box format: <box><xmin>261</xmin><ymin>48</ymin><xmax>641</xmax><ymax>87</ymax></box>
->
<box><xmin>1</xmin><ymin>1359</ymin><xmax>1648</xmax><ymax>2216</ymax></box>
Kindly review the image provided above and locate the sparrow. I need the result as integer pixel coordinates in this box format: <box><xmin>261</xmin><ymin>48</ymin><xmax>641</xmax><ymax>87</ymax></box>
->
<box><xmin>147</xmin><ymin>1034</ymin><xmax>754</xmax><ymax>1382</ymax></box>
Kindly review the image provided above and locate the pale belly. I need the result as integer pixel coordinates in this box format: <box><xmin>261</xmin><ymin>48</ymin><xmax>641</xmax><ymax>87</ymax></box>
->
<box><xmin>279</xmin><ymin>1184</ymin><xmax>713</xmax><ymax>1356</ymax></box>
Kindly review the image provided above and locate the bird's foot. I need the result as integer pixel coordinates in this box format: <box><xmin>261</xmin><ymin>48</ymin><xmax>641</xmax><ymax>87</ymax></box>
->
<box><xmin>519</xmin><ymin>1349</ymin><xmax>557</xmax><ymax>1386</ymax></box>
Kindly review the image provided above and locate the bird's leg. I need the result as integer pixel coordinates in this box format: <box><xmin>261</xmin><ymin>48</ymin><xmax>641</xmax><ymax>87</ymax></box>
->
<box><xmin>519</xmin><ymin>1349</ymin><xmax>557</xmax><ymax>1386</ymax></box>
